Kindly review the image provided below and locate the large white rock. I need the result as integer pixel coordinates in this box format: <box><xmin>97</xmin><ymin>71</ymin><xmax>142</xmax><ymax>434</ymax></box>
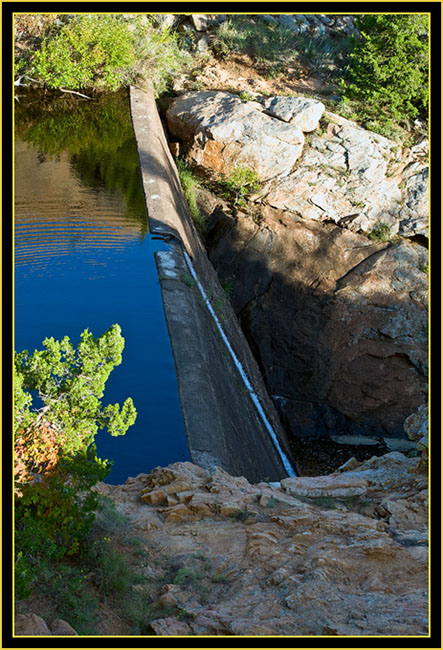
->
<box><xmin>281</xmin><ymin>473</ymin><xmax>369</xmax><ymax>497</ymax></box>
<box><xmin>166</xmin><ymin>91</ymin><xmax>305</xmax><ymax>181</ymax></box>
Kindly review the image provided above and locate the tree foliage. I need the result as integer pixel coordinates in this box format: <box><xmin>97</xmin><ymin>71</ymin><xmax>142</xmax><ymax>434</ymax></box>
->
<box><xmin>14</xmin><ymin>324</ymin><xmax>137</xmax><ymax>565</ymax></box>
<box><xmin>342</xmin><ymin>14</ymin><xmax>429</xmax><ymax>122</ymax></box>
<box><xmin>15</xmin><ymin>324</ymin><xmax>136</xmax><ymax>485</ymax></box>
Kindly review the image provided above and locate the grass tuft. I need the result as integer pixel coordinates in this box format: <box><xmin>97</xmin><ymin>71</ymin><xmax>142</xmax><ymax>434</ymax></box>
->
<box><xmin>176</xmin><ymin>158</ymin><xmax>208</xmax><ymax>234</ymax></box>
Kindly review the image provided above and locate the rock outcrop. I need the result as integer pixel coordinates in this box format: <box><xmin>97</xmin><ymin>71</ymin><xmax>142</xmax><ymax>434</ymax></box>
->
<box><xmin>261</xmin><ymin>111</ymin><xmax>429</xmax><ymax>240</ymax></box>
<box><xmin>167</xmin><ymin>94</ymin><xmax>428</xmax><ymax>242</ymax></box>
<box><xmin>15</xmin><ymin>614</ymin><xmax>78</xmax><ymax>636</ymax></box>
<box><xmin>205</xmin><ymin>204</ymin><xmax>428</xmax><ymax>440</ymax></box>
<box><xmin>166</xmin><ymin>91</ymin><xmax>429</xmax><ymax>444</ymax></box>
<box><xmin>404</xmin><ymin>404</ymin><xmax>429</xmax><ymax>464</ymax></box>
<box><xmin>94</xmin><ymin>456</ymin><xmax>428</xmax><ymax>636</ymax></box>
<box><xmin>166</xmin><ymin>91</ymin><xmax>311</xmax><ymax>181</ymax></box>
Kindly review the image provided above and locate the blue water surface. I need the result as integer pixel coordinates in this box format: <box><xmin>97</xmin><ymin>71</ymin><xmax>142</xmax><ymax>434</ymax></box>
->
<box><xmin>14</xmin><ymin>90</ymin><xmax>190</xmax><ymax>483</ymax></box>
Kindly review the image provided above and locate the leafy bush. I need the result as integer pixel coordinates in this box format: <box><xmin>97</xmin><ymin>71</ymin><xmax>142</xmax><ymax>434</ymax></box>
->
<box><xmin>368</xmin><ymin>221</ymin><xmax>393</xmax><ymax>242</ymax></box>
<box><xmin>134</xmin><ymin>19</ymin><xmax>192</xmax><ymax>96</ymax></box>
<box><xmin>221</xmin><ymin>165</ymin><xmax>261</xmax><ymax>207</ymax></box>
<box><xmin>84</xmin><ymin>538</ymin><xmax>141</xmax><ymax>596</ymax></box>
<box><xmin>342</xmin><ymin>14</ymin><xmax>429</xmax><ymax>124</ymax></box>
<box><xmin>28</xmin><ymin>14</ymin><xmax>192</xmax><ymax>94</ymax></box>
<box><xmin>14</xmin><ymin>15</ymin><xmax>67</xmax><ymax>77</ymax></box>
<box><xmin>37</xmin><ymin>562</ymin><xmax>100</xmax><ymax>634</ymax></box>
<box><xmin>32</xmin><ymin>15</ymin><xmax>138</xmax><ymax>90</ymax></box>
<box><xmin>173</xmin><ymin>567</ymin><xmax>202</xmax><ymax>587</ymax></box>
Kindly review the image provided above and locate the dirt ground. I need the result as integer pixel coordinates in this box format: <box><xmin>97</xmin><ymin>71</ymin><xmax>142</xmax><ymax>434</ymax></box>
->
<box><xmin>187</xmin><ymin>52</ymin><xmax>337</xmax><ymax>99</ymax></box>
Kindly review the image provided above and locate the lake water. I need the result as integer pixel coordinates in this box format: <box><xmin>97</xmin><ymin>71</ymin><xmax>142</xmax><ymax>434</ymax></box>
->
<box><xmin>14</xmin><ymin>89</ymin><xmax>190</xmax><ymax>483</ymax></box>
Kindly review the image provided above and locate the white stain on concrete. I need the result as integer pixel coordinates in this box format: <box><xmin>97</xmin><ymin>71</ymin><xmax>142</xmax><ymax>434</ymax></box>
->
<box><xmin>157</xmin><ymin>250</ymin><xmax>179</xmax><ymax>278</ymax></box>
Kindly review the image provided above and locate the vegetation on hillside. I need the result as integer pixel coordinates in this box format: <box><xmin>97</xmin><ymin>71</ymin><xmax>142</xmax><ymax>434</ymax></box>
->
<box><xmin>14</xmin><ymin>12</ymin><xmax>429</xmax><ymax>141</ymax></box>
<box><xmin>15</xmin><ymin>14</ymin><xmax>192</xmax><ymax>96</ymax></box>
<box><xmin>210</xmin><ymin>14</ymin><xmax>353</xmax><ymax>80</ymax></box>
<box><xmin>340</xmin><ymin>14</ymin><xmax>429</xmax><ymax>135</ymax></box>
<box><xmin>209</xmin><ymin>13</ymin><xmax>429</xmax><ymax>142</ymax></box>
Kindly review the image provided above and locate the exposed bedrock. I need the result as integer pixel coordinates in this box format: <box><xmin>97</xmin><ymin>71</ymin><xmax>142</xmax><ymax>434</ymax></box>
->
<box><xmin>205</xmin><ymin>205</ymin><xmax>428</xmax><ymax>440</ymax></box>
<box><xmin>166</xmin><ymin>91</ymin><xmax>324</xmax><ymax>181</ymax></box>
<box><xmin>166</xmin><ymin>91</ymin><xmax>429</xmax><ymax>442</ymax></box>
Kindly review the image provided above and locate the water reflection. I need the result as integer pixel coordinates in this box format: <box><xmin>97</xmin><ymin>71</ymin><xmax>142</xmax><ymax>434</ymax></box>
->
<box><xmin>14</xmin><ymin>89</ymin><xmax>190</xmax><ymax>482</ymax></box>
<box><xmin>15</xmin><ymin>89</ymin><xmax>148</xmax><ymax>223</ymax></box>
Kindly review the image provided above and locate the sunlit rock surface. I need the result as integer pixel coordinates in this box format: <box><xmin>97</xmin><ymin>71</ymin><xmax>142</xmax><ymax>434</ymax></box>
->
<box><xmin>93</xmin><ymin>456</ymin><xmax>428</xmax><ymax>636</ymax></box>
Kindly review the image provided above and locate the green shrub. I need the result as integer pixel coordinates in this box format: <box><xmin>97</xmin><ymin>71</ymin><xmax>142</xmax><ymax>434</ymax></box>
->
<box><xmin>93</xmin><ymin>493</ymin><xmax>129</xmax><ymax>536</ymax></box>
<box><xmin>14</xmin><ymin>325</ymin><xmax>137</xmax><ymax>589</ymax></box>
<box><xmin>14</xmin><ymin>551</ymin><xmax>38</xmax><ymax>600</ymax></box>
<box><xmin>32</xmin><ymin>15</ymin><xmax>138</xmax><ymax>90</ymax></box>
<box><xmin>134</xmin><ymin>19</ymin><xmax>192</xmax><ymax>96</ymax></box>
<box><xmin>173</xmin><ymin>567</ymin><xmax>202</xmax><ymax>587</ymax></box>
<box><xmin>239</xmin><ymin>90</ymin><xmax>255</xmax><ymax>102</ymax></box>
<box><xmin>29</xmin><ymin>14</ymin><xmax>192</xmax><ymax>94</ymax></box>
<box><xmin>221</xmin><ymin>165</ymin><xmax>261</xmax><ymax>207</ymax></box>
<box><xmin>342</xmin><ymin>14</ymin><xmax>429</xmax><ymax>123</ymax></box>
<box><xmin>223</xmin><ymin>280</ymin><xmax>233</xmax><ymax>299</ymax></box>
<box><xmin>14</xmin><ymin>14</ymin><xmax>66</xmax><ymax>77</ymax></box>
<box><xmin>85</xmin><ymin>538</ymin><xmax>137</xmax><ymax>596</ymax></box>
<box><xmin>16</xmin><ymin>446</ymin><xmax>111</xmax><ymax>559</ymax></box>
<box><xmin>368</xmin><ymin>221</ymin><xmax>393</xmax><ymax>242</ymax></box>
<box><xmin>37</xmin><ymin>562</ymin><xmax>99</xmax><ymax>634</ymax></box>
<box><xmin>210</xmin><ymin>572</ymin><xmax>230</xmax><ymax>583</ymax></box>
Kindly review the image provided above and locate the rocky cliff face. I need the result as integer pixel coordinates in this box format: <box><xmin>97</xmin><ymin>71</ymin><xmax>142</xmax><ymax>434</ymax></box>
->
<box><xmin>166</xmin><ymin>90</ymin><xmax>429</xmax><ymax>446</ymax></box>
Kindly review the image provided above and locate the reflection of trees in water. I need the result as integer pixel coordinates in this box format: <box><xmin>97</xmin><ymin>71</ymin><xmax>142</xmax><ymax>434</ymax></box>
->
<box><xmin>15</xmin><ymin>89</ymin><xmax>147</xmax><ymax>232</ymax></box>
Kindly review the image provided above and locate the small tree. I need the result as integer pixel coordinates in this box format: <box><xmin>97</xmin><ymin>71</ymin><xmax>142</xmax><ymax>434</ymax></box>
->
<box><xmin>14</xmin><ymin>324</ymin><xmax>137</xmax><ymax>561</ymax></box>
<box><xmin>342</xmin><ymin>14</ymin><xmax>429</xmax><ymax>123</ymax></box>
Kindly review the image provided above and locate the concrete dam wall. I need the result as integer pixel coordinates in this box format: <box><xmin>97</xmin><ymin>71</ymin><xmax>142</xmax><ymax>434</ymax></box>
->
<box><xmin>129</xmin><ymin>85</ymin><xmax>296</xmax><ymax>482</ymax></box>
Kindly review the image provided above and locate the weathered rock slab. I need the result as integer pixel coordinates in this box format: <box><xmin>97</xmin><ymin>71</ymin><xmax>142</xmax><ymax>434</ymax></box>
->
<box><xmin>166</xmin><ymin>91</ymin><xmax>304</xmax><ymax>180</ymax></box>
<box><xmin>94</xmin><ymin>458</ymin><xmax>428</xmax><ymax>636</ymax></box>
<box><xmin>260</xmin><ymin>95</ymin><xmax>325</xmax><ymax>131</ymax></box>
<box><xmin>261</xmin><ymin>114</ymin><xmax>408</xmax><ymax>237</ymax></box>
<box><xmin>281</xmin><ymin>473</ymin><xmax>368</xmax><ymax>497</ymax></box>
<box><xmin>399</xmin><ymin>166</ymin><xmax>429</xmax><ymax>238</ymax></box>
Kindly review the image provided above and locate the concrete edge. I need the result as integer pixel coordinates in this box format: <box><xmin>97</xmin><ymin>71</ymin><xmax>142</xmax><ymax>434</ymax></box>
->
<box><xmin>130</xmin><ymin>84</ymin><xmax>297</xmax><ymax>481</ymax></box>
